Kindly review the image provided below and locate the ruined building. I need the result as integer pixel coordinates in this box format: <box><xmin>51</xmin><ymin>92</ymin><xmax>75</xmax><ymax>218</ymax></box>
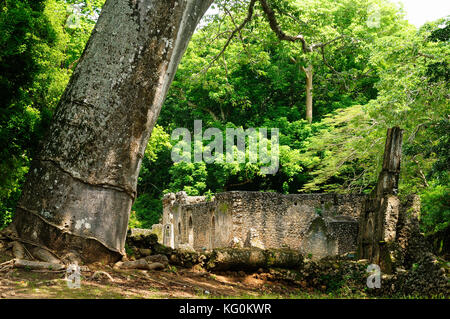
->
<box><xmin>161</xmin><ymin>191</ymin><xmax>366</xmax><ymax>259</ymax></box>
<box><xmin>156</xmin><ymin>127</ymin><xmax>418</xmax><ymax>266</ymax></box>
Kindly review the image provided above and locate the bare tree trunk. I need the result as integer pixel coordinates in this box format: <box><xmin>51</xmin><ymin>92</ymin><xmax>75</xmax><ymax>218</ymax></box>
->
<box><xmin>301</xmin><ymin>65</ymin><xmax>313</xmax><ymax>124</ymax></box>
<box><xmin>358</xmin><ymin>127</ymin><xmax>403</xmax><ymax>273</ymax></box>
<box><xmin>12</xmin><ymin>0</ymin><xmax>213</xmax><ymax>263</ymax></box>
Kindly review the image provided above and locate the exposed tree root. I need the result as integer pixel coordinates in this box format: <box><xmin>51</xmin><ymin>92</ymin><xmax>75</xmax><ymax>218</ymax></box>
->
<box><xmin>0</xmin><ymin>260</ymin><xmax>13</xmax><ymax>267</ymax></box>
<box><xmin>0</xmin><ymin>259</ymin><xmax>14</xmax><ymax>272</ymax></box>
<box><xmin>1</xmin><ymin>224</ymin><xmax>62</xmax><ymax>262</ymax></box>
<box><xmin>91</xmin><ymin>271</ymin><xmax>115</xmax><ymax>282</ymax></box>
<box><xmin>0</xmin><ymin>224</ymin><xmax>65</xmax><ymax>270</ymax></box>
<box><xmin>30</xmin><ymin>269</ymin><xmax>66</xmax><ymax>273</ymax></box>
<box><xmin>13</xmin><ymin>259</ymin><xmax>65</xmax><ymax>271</ymax></box>
<box><xmin>0</xmin><ymin>226</ymin><xmax>69</xmax><ymax>272</ymax></box>
<box><xmin>30</xmin><ymin>247</ymin><xmax>61</xmax><ymax>264</ymax></box>
<box><xmin>11</xmin><ymin>241</ymin><xmax>26</xmax><ymax>259</ymax></box>
<box><xmin>1</xmin><ymin>228</ymin><xmax>111</xmax><ymax>273</ymax></box>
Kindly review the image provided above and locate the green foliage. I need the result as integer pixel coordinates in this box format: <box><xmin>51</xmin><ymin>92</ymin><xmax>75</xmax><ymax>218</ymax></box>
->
<box><xmin>133</xmin><ymin>1</ymin><xmax>448</xmax><ymax>233</ymax></box>
<box><xmin>300</xmin><ymin>105</ymin><xmax>383</xmax><ymax>193</ymax></box>
<box><xmin>130</xmin><ymin>193</ymin><xmax>162</xmax><ymax>229</ymax></box>
<box><xmin>150</xmin><ymin>0</ymin><xmax>406</xmax><ymax>198</ymax></box>
<box><xmin>420</xmin><ymin>184</ymin><xmax>450</xmax><ymax>233</ymax></box>
<box><xmin>168</xmin><ymin>162</ymin><xmax>208</xmax><ymax>196</ymax></box>
<box><xmin>0</xmin><ymin>0</ymin><xmax>61</xmax><ymax>227</ymax></box>
<box><xmin>0</xmin><ymin>0</ymin><xmax>447</xmax><ymax>236</ymax></box>
<box><xmin>301</xmin><ymin>17</ymin><xmax>449</xmax><ymax>200</ymax></box>
<box><xmin>0</xmin><ymin>209</ymin><xmax>13</xmax><ymax>229</ymax></box>
<box><xmin>0</xmin><ymin>0</ymin><xmax>104</xmax><ymax>228</ymax></box>
<box><xmin>319</xmin><ymin>273</ymin><xmax>345</xmax><ymax>293</ymax></box>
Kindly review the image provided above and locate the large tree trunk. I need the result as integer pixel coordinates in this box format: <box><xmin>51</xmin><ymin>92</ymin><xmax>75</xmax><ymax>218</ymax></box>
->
<box><xmin>11</xmin><ymin>0</ymin><xmax>213</xmax><ymax>263</ymax></box>
<box><xmin>301</xmin><ymin>65</ymin><xmax>313</xmax><ymax>124</ymax></box>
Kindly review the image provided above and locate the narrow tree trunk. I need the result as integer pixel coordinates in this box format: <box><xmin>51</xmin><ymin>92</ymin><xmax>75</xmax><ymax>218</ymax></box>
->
<box><xmin>12</xmin><ymin>0</ymin><xmax>213</xmax><ymax>263</ymax></box>
<box><xmin>301</xmin><ymin>65</ymin><xmax>313</xmax><ymax>124</ymax></box>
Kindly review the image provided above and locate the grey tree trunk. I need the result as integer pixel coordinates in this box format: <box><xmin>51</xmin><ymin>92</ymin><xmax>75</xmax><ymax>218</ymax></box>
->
<box><xmin>12</xmin><ymin>0</ymin><xmax>213</xmax><ymax>263</ymax></box>
<box><xmin>301</xmin><ymin>65</ymin><xmax>313</xmax><ymax>124</ymax></box>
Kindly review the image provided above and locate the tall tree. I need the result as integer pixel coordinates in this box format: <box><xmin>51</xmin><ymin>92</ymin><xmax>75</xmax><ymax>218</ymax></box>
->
<box><xmin>5</xmin><ymin>0</ymin><xmax>417</xmax><ymax>262</ymax></box>
<box><xmin>257</xmin><ymin>0</ymin><xmax>407</xmax><ymax>123</ymax></box>
<box><xmin>10</xmin><ymin>0</ymin><xmax>213</xmax><ymax>263</ymax></box>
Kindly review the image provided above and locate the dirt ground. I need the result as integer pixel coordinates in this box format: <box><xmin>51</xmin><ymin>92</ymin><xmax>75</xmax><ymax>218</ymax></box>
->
<box><xmin>0</xmin><ymin>252</ymin><xmax>370</xmax><ymax>299</ymax></box>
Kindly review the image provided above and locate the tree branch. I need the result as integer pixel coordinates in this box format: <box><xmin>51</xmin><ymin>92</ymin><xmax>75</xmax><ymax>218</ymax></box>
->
<box><xmin>320</xmin><ymin>46</ymin><xmax>340</xmax><ymax>75</ymax></box>
<box><xmin>412</xmin><ymin>156</ymin><xmax>429</xmax><ymax>188</ymax></box>
<box><xmin>199</xmin><ymin>0</ymin><xmax>257</xmax><ymax>75</ymax></box>
<box><xmin>258</xmin><ymin>0</ymin><xmax>312</xmax><ymax>53</ymax></box>
<box><xmin>222</xmin><ymin>4</ymin><xmax>250</xmax><ymax>55</ymax></box>
<box><xmin>187</xmin><ymin>101</ymin><xmax>220</xmax><ymax>121</ymax></box>
<box><xmin>258</xmin><ymin>0</ymin><xmax>349</xmax><ymax>54</ymax></box>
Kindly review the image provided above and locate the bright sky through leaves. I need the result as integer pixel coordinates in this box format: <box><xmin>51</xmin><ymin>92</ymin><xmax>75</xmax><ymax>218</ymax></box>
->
<box><xmin>205</xmin><ymin>0</ymin><xmax>450</xmax><ymax>27</ymax></box>
<box><xmin>396</xmin><ymin>0</ymin><xmax>449</xmax><ymax>26</ymax></box>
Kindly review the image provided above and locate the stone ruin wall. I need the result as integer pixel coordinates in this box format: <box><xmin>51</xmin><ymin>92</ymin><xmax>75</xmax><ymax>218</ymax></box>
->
<box><xmin>161</xmin><ymin>191</ymin><xmax>367</xmax><ymax>259</ymax></box>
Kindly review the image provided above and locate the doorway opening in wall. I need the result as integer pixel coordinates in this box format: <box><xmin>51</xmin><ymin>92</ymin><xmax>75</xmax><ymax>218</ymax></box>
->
<box><xmin>210</xmin><ymin>216</ymin><xmax>215</xmax><ymax>250</ymax></box>
<box><xmin>178</xmin><ymin>221</ymin><xmax>181</xmax><ymax>245</ymax></box>
<box><xmin>188</xmin><ymin>216</ymin><xmax>194</xmax><ymax>247</ymax></box>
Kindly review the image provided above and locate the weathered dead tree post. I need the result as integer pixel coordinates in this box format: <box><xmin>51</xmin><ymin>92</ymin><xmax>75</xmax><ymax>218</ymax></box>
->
<box><xmin>358</xmin><ymin>127</ymin><xmax>403</xmax><ymax>273</ymax></box>
<box><xmin>10</xmin><ymin>0</ymin><xmax>213</xmax><ymax>263</ymax></box>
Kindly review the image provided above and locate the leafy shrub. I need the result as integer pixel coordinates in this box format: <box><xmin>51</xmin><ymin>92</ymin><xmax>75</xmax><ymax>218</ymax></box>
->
<box><xmin>130</xmin><ymin>194</ymin><xmax>163</xmax><ymax>228</ymax></box>
<box><xmin>420</xmin><ymin>184</ymin><xmax>450</xmax><ymax>234</ymax></box>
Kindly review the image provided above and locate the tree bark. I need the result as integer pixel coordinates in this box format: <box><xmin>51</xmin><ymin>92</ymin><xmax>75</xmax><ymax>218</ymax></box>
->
<box><xmin>301</xmin><ymin>65</ymin><xmax>313</xmax><ymax>124</ymax></box>
<box><xmin>12</xmin><ymin>0</ymin><xmax>213</xmax><ymax>263</ymax></box>
<box><xmin>358</xmin><ymin>127</ymin><xmax>404</xmax><ymax>273</ymax></box>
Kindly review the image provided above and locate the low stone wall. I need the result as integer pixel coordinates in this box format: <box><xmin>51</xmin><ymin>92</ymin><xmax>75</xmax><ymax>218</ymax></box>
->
<box><xmin>161</xmin><ymin>191</ymin><xmax>366</xmax><ymax>259</ymax></box>
<box><xmin>129</xmin><ymin>225</ymin><xmax>163</xmax><ymax>244</ymax></box>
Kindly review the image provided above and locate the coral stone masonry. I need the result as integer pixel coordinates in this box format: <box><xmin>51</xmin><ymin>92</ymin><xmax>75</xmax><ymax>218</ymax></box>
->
<box><xmin>160</xmin><ymin>191</ymin><xmax>366</xmax><ymax>260</ymax></box>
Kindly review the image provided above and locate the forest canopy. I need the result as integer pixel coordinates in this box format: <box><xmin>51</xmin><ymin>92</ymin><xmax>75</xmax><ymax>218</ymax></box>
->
<box><xmin>0</xmin><ymin>0</ymin><xmax>448</xmax><ymax>235</ymax></box>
